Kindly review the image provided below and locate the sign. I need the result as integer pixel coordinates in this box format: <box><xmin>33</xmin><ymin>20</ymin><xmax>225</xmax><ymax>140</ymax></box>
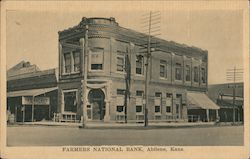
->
<box><xmin>22</xmin><ymin>97</ymin><xmax>50</xmax><ymax>105</ymax></box>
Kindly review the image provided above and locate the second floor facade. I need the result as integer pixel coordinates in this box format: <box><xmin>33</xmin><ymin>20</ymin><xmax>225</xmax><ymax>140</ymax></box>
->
<box><xmin>58</xmin><ymin>17</ymin><xmax>208</xmax><ymax>91</ymax></box>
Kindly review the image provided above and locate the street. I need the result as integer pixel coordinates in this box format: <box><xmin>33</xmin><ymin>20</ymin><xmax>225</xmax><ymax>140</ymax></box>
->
<box><xmin>7</xmin><ymin>125</ymin><xmax>243</xmax><ymax>146</ymax></box>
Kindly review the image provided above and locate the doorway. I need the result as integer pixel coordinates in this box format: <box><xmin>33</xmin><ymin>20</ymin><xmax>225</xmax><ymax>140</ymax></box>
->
<box><xmin>88</xmin><ymin>89</ymin><xmax>105</xmax><ymax>120</ymax></box>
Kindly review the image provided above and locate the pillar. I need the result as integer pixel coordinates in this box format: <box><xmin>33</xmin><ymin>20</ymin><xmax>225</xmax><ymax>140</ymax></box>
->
<box><xmin>104</xmin><ymin>100</ymin><xmax>110</xmax><ymax>122</ymax></box>
<box><xmin>206</xmin><ymin>109</ymin><xmax>209</xmax><ymax>122</ymax></box>
<box><xmin>216</xmin><ymin>109</ymin><xmax>219</xmax><ymax>121</ymax></box>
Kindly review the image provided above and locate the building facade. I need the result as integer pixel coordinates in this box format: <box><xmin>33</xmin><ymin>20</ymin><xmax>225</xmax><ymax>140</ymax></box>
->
<box><xmin>57</xmin><ymin>17</ymin><xmax>219</xmax><ymax>123</ymax></box>
<box><xmin>7</xmin><ymin>61</ymin><xmax>58</xmax><ymax>122</ymax></box>
<box><xmin>208</xmin><ymin>83</ymin><xmax>244</xmax><ymax>122</ymax></box>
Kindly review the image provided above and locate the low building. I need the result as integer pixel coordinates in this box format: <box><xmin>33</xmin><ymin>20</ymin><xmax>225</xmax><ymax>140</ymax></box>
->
<box><xmin>208</xmin><ymin>82</ymin><xmax>244</xmax><ymax>122</ymax></box>
<box><xmin>7</xmin><ymin>61</ymin><xmax>58</xmax><ymax>122</ymax></box>
<box><xmin>57</xmin><ymin>17</ymin><xmax>219</xmax><ymax>123</ymax></box>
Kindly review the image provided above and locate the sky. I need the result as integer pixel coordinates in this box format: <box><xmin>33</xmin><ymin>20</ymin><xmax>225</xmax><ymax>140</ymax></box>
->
<box><xmin>6</xmin><ymin>9</ymin><xmax>243</xmax><ymax>84</ymax></box>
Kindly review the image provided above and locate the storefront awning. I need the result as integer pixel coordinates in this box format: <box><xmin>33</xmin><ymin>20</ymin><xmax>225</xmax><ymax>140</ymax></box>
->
<box><xmin>7</xmin><ymin>87</ymin><xmax>58</xmax><ymax>97</ymax></box>
<box><xmin>187</xmin><ymin>91</ymin><xmax>220</xmax><ymax>110</ymax></box>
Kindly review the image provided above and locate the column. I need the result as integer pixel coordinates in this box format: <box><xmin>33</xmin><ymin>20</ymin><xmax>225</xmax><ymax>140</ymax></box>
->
<box><xmin>216</xmin><ymin>109</ymin><xmax>219</xmax><ymax>121</ymax></box>
<box><xmin>206</xmin><ymin>109</ymin><xmax>209</xmax><ymax>122</ymax></box>
<box><xmin>104</xmin><ymin>84</ymin><xmax>111</xmax><ymax>122</ymax></box>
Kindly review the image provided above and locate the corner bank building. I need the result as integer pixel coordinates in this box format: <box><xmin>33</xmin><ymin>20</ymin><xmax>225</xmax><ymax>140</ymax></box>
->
<box><xmin>58</xmin><ymin>17</ymin><xmax>219</xmax><ymax>123</ymax></box>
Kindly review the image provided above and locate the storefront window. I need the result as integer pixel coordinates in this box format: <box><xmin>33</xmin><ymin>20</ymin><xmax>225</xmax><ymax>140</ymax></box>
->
<box><xmin>64</xmin><ymin>91</ymin><xmax>77</xmax><ymax>113</ymax></box>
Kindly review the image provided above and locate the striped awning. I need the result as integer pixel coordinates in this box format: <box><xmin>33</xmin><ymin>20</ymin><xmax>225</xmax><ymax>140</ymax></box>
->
<box><xmin>187</xmin><ymin>91</ymin><xmax>220</xmax><ymax>110</ymax></box>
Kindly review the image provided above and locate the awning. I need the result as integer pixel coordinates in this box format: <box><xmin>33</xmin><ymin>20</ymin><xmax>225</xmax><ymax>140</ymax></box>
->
<box><xmin>7</xmin><ymin>87</ymin><xmax>58</xmax><ymax>97</ymax></box>
<box><xmin>187</xmin><ymin>91</ymin><xmax>220</xmax><ymax>110</ymax></box>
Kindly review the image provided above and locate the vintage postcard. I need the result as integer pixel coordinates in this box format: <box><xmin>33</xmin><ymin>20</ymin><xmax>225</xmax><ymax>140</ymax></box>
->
<box><xmin>0</xmin><ymin>1</ymin><xmax>249</xmax><ymax>159</ymax></box>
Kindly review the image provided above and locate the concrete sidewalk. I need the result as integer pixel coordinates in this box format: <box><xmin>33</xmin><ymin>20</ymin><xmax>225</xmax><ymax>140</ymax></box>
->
<box><xmin>8</xmin><ymin>121</ymin><xmax>220</xmax><ymax>128</ymax></box>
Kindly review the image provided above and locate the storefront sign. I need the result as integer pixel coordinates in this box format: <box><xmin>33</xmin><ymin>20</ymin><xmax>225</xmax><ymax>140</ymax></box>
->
<box><xmin>22</xmin><ymin>97</ymin><xmax>50</xmax><ymax>105</ymax></box>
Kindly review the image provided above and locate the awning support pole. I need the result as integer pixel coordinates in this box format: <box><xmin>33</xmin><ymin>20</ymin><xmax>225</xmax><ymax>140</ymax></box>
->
<box><xmin>31</xmin><ymin>96</ymin><xmax>34</xmax><ymax>122</ymax></box>
<box><xmin>206</xmin><ymin>109</ymin><xmax>209</xmax><ymax>122</ymax></box>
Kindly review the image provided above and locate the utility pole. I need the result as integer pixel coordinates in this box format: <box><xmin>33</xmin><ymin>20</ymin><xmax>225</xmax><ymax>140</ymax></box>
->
<box><xmin>80</xmin><ymin>25</ymin><xmax>89</xmax><ymax>128</ymax></box>
<box><xmin>140</xmin><ymin>11</ymin><xmax>161</xmax><ymax>127</ymax></box>
<box><xmin>226</xmin><ymin>66</ymin><xmax>243</xmax><ymax>124</ymax></box>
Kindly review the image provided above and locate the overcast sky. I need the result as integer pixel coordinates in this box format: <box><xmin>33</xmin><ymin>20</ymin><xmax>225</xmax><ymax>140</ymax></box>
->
<box><xmin>6</xmin><ymin>9</ymin><xmax>243</xmax><ymax>84</ymax></box>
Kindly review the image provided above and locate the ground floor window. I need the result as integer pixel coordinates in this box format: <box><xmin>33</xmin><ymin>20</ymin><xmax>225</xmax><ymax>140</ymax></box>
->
<box><xmin>136</xmin><ymin>105</ymin><xmax>143</xmax><ymax>113</ymax></box>
<box><xmin>166</xmin><ymin>106</ymin><xmax>171</xmax><ymax>113</ymax></box>
<box><xmin>155</xmin><ymin>106</ymin><xmax>161</xmax><ymax>113</ymax></box>
<box><xmin>63</xmin><ymin>91</ymin><xmax>77</xmax><ymax>113</ymax></box>
<box><xmin>116</xmin><ymin>105</ymin><xmax>124</xmax><ymax>113</ymax></box>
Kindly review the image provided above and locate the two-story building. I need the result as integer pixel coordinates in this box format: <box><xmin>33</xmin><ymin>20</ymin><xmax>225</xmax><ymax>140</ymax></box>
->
<box><xmin>57</xmin><ymin>17</ymin><xmax>219</xmax><ymax>123</ymax></box>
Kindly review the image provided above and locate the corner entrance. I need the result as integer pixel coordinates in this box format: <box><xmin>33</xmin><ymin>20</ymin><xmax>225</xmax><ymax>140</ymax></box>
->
<box><xmin>88</xmin><ymin>89</ymin><xmax>105</xmax><ymax>120</ymax></box>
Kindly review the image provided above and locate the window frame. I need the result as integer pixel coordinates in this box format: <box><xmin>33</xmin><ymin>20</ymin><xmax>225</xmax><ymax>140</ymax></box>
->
<box><xmin>175</xmin><ymin>63</ymin><xmax>182</xmax><ymax>81</ymax></box>
<box><xmin>116</xmin><ymin>51</ymin><xmax>126</xmax><ymax>73</ymax></box>
<box><xmin>136</xmin><ymin>55</ymin><xmax>144</xmax><ymax>75</ymax></box>
<box><xmin>90</xmin><ymin>47</ymin><xmax>104</xmax><ymax>71</ymax></box>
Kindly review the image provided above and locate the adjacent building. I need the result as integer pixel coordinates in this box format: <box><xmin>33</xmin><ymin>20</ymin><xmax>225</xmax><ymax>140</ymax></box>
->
<box><xmin>57</xmin><ymin>17</ymin><xmax>219</xmax><ymax>123</ymax></box>
<box><xmin>7</xmin><ymin>61</ymin><xmax>58</xmax><ymax>122</ymax></box>
<box><xmin>208</xmin><ymin>82</ymin><xmax>244</xmax><ymax>122</ymax></box>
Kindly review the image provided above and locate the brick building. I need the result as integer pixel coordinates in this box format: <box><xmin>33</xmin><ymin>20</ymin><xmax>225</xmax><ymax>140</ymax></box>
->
<box><xmin>57</xmin><ymin>17</ymin><xmax>219</xmax><ymax>123</ymax></box>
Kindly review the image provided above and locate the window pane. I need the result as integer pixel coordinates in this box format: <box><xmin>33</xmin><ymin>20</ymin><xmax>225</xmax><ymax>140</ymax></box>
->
<box><xmin>185</xmin><ymin>65</ymin><xmax>191</xmax><ymax>81</ymax></box>
<box><xmin>194</xmin><ymin>67</ymin><xmax>199</xmax><ymax>82</ymax></box>
<box><xmin>116</xmin><ymin>106</ymin><xmax>124</xmax><ymax>112</ymax></box>
<box><xmin>136</xmin><ymin>105</ymin><xmax>142</xmax><ymax>113</ymax></box>
<box><xmin>136</xmin><ymin>90</ymin><xmax>144</xmax><ymax>97</ymax></box>
<box><xmin>90</xmin><ymin>48</ymin><xmax>104</xmax><ymax>70</ymax></box>
<box><xmin>155</xmin><ymin>106</ymin><xmax>161</xmax><ymax>113</ymax></box>
<box><xmin>166</xmin><ymin>106</ymin><xmax>171</xmax><ymax>113</ymax></box>
<box><xmin>64</xmin><ymin>53</ymin><xmax>71</xmax><ymax>73</ymax></box>
<box><xmin>155</xmin><ymin>92</ymin><xmax>162</xmax><ymax>97</ymax></box>
<box><xmin>201</xmin><ymin>68</ymin><xmax>206</xmax><ymax>83</ymax></box>
<box><xmin>175</xmin><ymin>63</ymin><xmax>182</xmax><ymax>80</ymax></box>
<box><xmin>73</xmin><ymin>51</ymin><xmax>80</xmax><ymax>72</ymax></box>
<box><xmin>136</xmin><ymin>55</ymin><xmax>143</xmax><ymax>74</ymax></box>
<box><xmin>117</xmin><ymin>56</ymin><xmax>124</xmax><ymax>72</ymax></box>
<box><xmin>117</xmin><ymin>89</ymin><xmax>125</xmax><ymax>95</ymax></box>
<box><xmin>160</xmin><ymin>65</ymin><xmax>165</xmax><ymax>77</ymax></box>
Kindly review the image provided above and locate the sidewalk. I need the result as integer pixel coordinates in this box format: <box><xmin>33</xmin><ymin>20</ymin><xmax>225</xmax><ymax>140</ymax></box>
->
<box><xmin>8</xmin><ymin>121</ymin><xmax>221</xmax><ymax>128</ymax></box>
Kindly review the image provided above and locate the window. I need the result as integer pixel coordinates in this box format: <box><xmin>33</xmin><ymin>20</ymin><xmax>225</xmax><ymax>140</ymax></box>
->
<box><xmin>117</xmin><ymin>52</ymin><xmax>125</xmax><ymax>72</ymax></box>
<box><xmin>194</xmin><ymin>66</ymin><xmax>199</xmax><ymax>82</ymax></box>
<box><xmin>166</xmin><ymin>106</ymin><xmax>171</xmax><ymax>113</ymax></box>
<box><xmin>185</xmin><ymin>65</ymin><xmax>191</xmax><ymax>81</ymax></box>
<box><xmin>160</xmin><ymin>60</ymin><xmax>167</xmax><ymax>78</ymax></box>
<box><xmin>117</xmin><ymin>89</ymin><xmax>125</xmax><ymax>95</ymax></box>
<box><xmin>155</xmin><ymin>92</ymin><xmax>162</xmax><ymax>97</ymax></box>
<box><xmin>64</xmin><ymin>91</ymin><xmax>77</xmax><ymax>112</ymax></box>
<box><xmin>155</xmin><ymin>106</ymin><xmax>161</xmax><ymax>113</ymax></box>
<box><xmin>116</xmin><ymin>106</ymin><xmax>124</xmax><ymax>113</ymax></box>
<box><xmin>176</xmin><ymin>94</ymin><xmax>182</xmax><ymax>98</ymax></box>
<box><xmin>64</xmin><ymin>53</ymin><xmax>71</xmax><ymax>73</ymax></box>
<box><xmin>63</xmin><ymin>50</ymin><xmax>81</xmax><ymax>74</ymax></box>
<box><xmin>136</xmin><ymin>105</ymin><xmax>143</xmax><ymax>113</ymax></box>
<box><xmin>136</xmin><ymin>90</ymin><xmax>144</xmax><ymax>97</ymax></box>
<box><xmin>201</xmin><ymin>68</ymin><xmax>206</xmax><ymax>83</ymax></box>
<box><xmin>175</xmin><ymin>63</ymin><xmax>182</xmax><ymax>80</ymax></box>
<box><xmin>90</xmin><ymin>48</ymin><xmax>104</xmax><ymax>70</ymax></box>
<box><xmin>73</xmin><ymin>51</ymin><xmax>80</xmax><ymax>72</ymax></box>
<box><xmin>136</xmin><ymin>55</ymin><xmax>144</xmax><ymax>75</ymax></box>
<box><xmin>166</xmin><ymin>93</ymin><xmax>172</xmax><ymax>98</ymax></box>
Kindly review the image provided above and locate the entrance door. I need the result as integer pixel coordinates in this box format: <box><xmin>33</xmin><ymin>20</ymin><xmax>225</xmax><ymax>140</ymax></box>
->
<box><xmin>88</xmin><ymin>89</ymin><xmax>105</xmax><ymax>120</ymax></box>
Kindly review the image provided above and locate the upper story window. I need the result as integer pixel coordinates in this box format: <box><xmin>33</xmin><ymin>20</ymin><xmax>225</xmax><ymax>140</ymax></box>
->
<box><xmin>64</xmin><ymin>53</ymin><xmax>71</xmax><ymax>73</ymax></box>
<box><xmin>117</xmin><ymin>51</ymin><xmax>125</xmax><ymax>72</ymax></box>
<box><xmin>73</xmin><ymin>51</ymin><xmax>80</xmax><ymax>72</ymax></box>
<box><xmin>185</xmin><ymin>65</ymin><xmax>191</xmax><ymax>82</ymax></box>
<box><xmin>194</xmin><ymin>66</ymin><xmax>199</xmax><ymax>82</ymax></box>
<box><xmin>175</xmin><ymin>63</ymin><xmax>182</xmax><ymax>80</ymax></box>
<box><xmin>90</xmin><ymin>48</ymin><xmax>104</xmax><ymax>70</ymax></box>
<box><xmin>117</xmin><ymin>89</ymin><xmax>125</xmax><ymax>95</ymax></box>
<box><xmin>136</xmin><ymin>55</ymin><xmax>144</xmax><ymax>75</ymax></box>
<box><xmin>160</xmin><ymin>60</ymin><xmax>167</xmax><ymax>78</ymax></box>
<box><xmin>155</xmin><ymin>92</ymin><xmax>162</xmax><ymax>98</ymax></box>
<box><xmin>136</xmin><ymin>90</ymin><xmax>144</xmax><ymax>97</ymax></box>
<box><xmin>201</xmin><ymin>68</ymin><xmax>206</xmax><ymax>84</ymax></box>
